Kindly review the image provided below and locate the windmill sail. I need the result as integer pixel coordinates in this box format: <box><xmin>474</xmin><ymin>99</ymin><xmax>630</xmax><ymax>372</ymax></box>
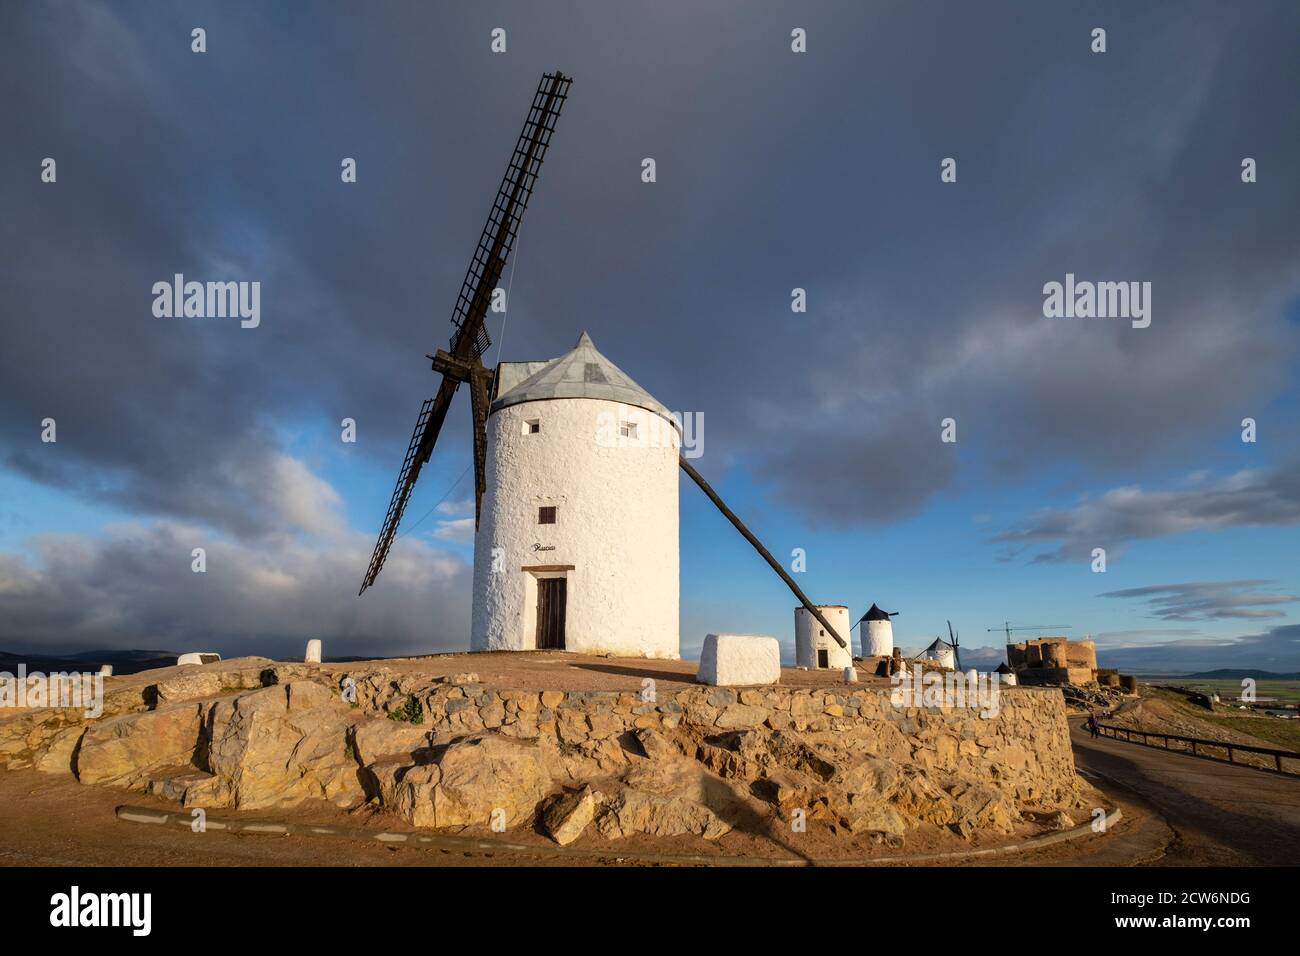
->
<box><xmin>359</xmin><ymin>72</ymin><xmax>572</xmax><ymax>595</ymax></box>
<box><xmin>357</xmin><ymin>390</ymin><xmax>448</xmax><ymax>594</ymax></box>
<box><xmin>448</xmin><ymin>71</ymin><xmax>572</xmax><ymax>360</ymax></box>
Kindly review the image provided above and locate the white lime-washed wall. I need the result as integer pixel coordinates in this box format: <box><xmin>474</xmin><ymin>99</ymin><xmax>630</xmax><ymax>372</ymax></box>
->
<box><xmin>794</xmin><ymin>606</ymin><xmax>852</xmax><ymax>670</ymax></box>
<box><xmin>927</xmin><ymin>644</ymin><xmax>957</xmax><ymax>670</ymax></box>
<box><xmin>864</xmin><ymin>618</ymin><xmax>894</xmax><ymax>657</ymax></box>
<box><xmin>471</xmin><ymin>397</ymin><xmax>680</xmax><ymax>658</ymax></box>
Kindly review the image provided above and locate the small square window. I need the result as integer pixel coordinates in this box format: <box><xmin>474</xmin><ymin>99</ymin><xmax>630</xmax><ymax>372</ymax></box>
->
<box><xmin>619</xmin><ymin>421</ymin><xmax>637</xmax><ymax>438</ymax></box>
<box><xmin>538</xmin><ymin>506</ymin><xmax>556</xmax><ymax>525</ymax></box>
<box><xmin>524</xmin><ymin>419</ymin><xmax>540</xmax><ymax>435</ymax></box>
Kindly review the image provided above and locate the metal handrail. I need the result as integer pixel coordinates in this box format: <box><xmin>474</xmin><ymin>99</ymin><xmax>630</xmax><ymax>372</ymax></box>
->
<box><xmin>1094</xmin><ymin>722</ymin><xmax>1300</xmax><ymax>774</ymax></box>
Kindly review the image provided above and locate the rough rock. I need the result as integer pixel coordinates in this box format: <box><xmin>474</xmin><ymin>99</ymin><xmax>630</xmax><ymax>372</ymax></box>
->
<box><xmin>833</xmin><ymin>756</ymin><xmax>900</xmax><ymax>802</ymax></box>
<box><xmin>618</xmin><ymin>751</ymin><xmax>758</xmax><ymax>833</ymax></box>
<box><xmin>430</xmin><ymin>735</ymin><xmax>554</xmax><ymax>829</ymax></box>
<box><xmin>634</xmin><ymin>727</ymin><xmax>679</xmax><ymax>761</ymax></box>
<box><xmin>0</xmin><ymin>711</ymin><xmax>80</xmax><ymax>770</ymax></box>
<box><xmin>361</xmin><ymin>753</ymin><xmax>428</xmax><ymax>808</ymax></box>
<box><xmin>715</xmin><ymin>704</ymin><xmax>770</xmax><ymax>730</ymax></box>
<box><xmin>596</xmin><ymin>789</ymin><xmax>731</xmax><ymax>840</ymax></box>
<box><xmin>392</xmin><ymin>764</ymin><xmax>442</xmax><ymax>827</ymax></box>
<box><xmin>542</xmin><ymin>786</ymin><xmax>598</xmax><ymax>845</ymax></box>
<box><xmin>947</xmin><ymin>780</ymin><xmax>1019</xmax><ymax>836</ymax></box>
<box><xmin>754</xmin><ymin>768</ymin><xmax>819</xmax><ymax>809</ymax></box>
<box><xmin>840</xmin><ymin>793</ymin><xmax>909</xmax><ymax>835</ymax></box>
<box><xmin>350</xmin><ymin>718</ymin><xmax>432</xmax><ymax>765</ymax></box>
<box><xmin>203</xmin><ymin>683</ymin><xmax>362</xmax><ymax>810</ymax></box>
<box><xmin>1062</xmin><ymin>685</ymin><xmax>1127</xmax><ymax>712</ymax></box>
<box><xmin>147</xmin><ymin>768</ymin><xmax>228</xmax><ymax>806</ymax></box>
<box><xmin>35</xmin><ymin>726</ymin><xmax>84</xmax><ymax>774</ymax></box>
<box><xmin>1036</xmin><ymin>809</ymin><xmax>1076</xmax><ymax>831</ymax></box>
<box><xmin>76</xmin><ymin>703</ymin><xmax>204</xmax><ymax>787</ymax></box>
<box><xmin>153</xmin><ymin>667</ymin><xmax>263</xmax><ymax>706</ymax></box>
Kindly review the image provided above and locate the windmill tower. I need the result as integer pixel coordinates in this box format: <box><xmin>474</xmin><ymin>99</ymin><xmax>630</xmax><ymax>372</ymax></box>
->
<box><xmin>471</xmin><ymin>332</ymin><xmax>680</xmax><ymax>656</ymax></box>
<box><xmin>795</xmin><ymin>605</ymin><xmax>852</xmax><ymax>669</ymax></box>
<box><xmin>859</xmin><ymin>603</ymin><xmax>897</xmax><ymax>657</ymax></box>
<box><xmin>919</xmin><ymin>637</ymin><xmax>957</xmax><ymax>670</ymax></box>
<box><xmin>359</xmin><ymin>72</ymin><xmax>852</xmax><ymax>661</ymax></box>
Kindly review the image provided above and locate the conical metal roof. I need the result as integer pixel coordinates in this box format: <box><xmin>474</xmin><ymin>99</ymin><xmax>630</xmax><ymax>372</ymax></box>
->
<box><xmin>490</xmin><ymin>331</ymin><xmax>677</xmax><ymax>427</ymax></box>
<box><xmin>859</xmin><ymin>603</ymin><xmax>895</xmax><ymax>623</ymax></box>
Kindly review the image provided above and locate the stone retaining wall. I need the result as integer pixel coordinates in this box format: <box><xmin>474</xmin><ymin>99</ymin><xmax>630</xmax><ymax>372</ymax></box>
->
<box><xmin>349</xmin><ymin>671</ymin><xmax>1078</xmax><ymax>805</ymax></box>
<box><xmin>2</xmin><ymin>661</ymin><xmax>1086</xmax><ymax>844</ymax></box>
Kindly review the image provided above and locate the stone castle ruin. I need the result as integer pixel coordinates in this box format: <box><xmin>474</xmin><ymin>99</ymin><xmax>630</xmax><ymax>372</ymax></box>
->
<box><xmin>1006</xmin><ymin>637</ymin><xmax>1097</xmax><ymax>686</ymax></box>
<box><xmin>1005</xmin><ymin>637</ymin><xmax>1137</xmax><ymax>693</ymax></box>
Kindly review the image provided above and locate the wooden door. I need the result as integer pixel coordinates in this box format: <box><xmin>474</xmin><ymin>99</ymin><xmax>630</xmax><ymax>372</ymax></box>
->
<box><xmin>536</xmin><ymin>578</ymin><xmax>567</xmax><ymax>650</ymax></box>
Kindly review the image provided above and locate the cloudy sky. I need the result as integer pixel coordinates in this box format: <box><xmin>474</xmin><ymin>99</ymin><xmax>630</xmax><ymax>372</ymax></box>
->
<box><xmin>2</xmin><ymin>1</ymin><xmax>1297</xmax><ymax>672</ymax></box>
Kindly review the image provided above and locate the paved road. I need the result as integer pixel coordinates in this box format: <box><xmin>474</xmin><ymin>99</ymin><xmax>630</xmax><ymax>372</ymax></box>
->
<box><xmin>1070</xmin><ymin>718</ymin><xmax>1300</xmax><ymax>865</ymax></box>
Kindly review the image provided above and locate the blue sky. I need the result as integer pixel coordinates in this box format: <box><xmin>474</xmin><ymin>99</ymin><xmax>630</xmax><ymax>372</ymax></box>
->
<box><xmin>1</xmin><ymin>1</ymin><xmax>1298</xmax><ymax>672</ymax></box>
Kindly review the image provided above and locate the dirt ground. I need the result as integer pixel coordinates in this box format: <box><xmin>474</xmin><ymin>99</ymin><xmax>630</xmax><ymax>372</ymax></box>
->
<box><xmin>94</xmin><ymin>649</ymin><xmax>902</xmax><ymax>695</ymax></box>
<box><xmin>76</xmin><ymin>649</ymin><xmax>1043</xmax><ymax>697</ymax></box>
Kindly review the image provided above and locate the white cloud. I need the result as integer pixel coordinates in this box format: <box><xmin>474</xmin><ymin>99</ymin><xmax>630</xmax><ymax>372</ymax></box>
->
<box><xmin>0</xmin><ymin>457</ymin><xmax>471</xmax><ymax>657</ymax></box>
<box><xmin>435</xmin><ymin>499</ymin><xmax>474</xmax><ymax>517</ymax></box>
<box><xmin>996</xmin><ymin>463</ymin><xmax>1300</xmax><ymax>563</ymax></box>
<box><xmin>432</xmin><ymin>517</ymin><xmax>476</xmax><ymax>542</ymax></box>
<box><xmin>1098</xmin><ymin>580</ymin><xmax>1299</xmax><ymax>622</ymax></box>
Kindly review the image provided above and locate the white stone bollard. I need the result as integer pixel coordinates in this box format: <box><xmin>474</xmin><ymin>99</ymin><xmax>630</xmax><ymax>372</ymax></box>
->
<box><xmin>305</xmin><ymin>639</ymin><xmax>322</xmax><ymax>664</ymax></box>
<box><xmin>843</xmin><ymin>666</ymin><xmax>858</xmax><ymax>684</ymax></box>
<box><xmin>99</xmin><ymin>664</ymin><xmax>113</xmax><ymax>677</ymax></box>
<box><xmin>696</xmin><ymin>634</ymin><xmax>781</xmax><ymax>687</ymax></box>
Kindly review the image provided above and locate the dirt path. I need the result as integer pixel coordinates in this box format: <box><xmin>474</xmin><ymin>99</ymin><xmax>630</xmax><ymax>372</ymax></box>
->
<box><xmin>1070</xmin><ymin>717</ymin><xmax>1300</xmax><ymax>865</ymax></box>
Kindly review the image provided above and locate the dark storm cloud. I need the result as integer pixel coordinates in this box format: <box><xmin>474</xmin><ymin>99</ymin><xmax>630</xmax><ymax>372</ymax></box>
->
<box><xmin>1098</xmin><ymin>579</ymin><xmax>1299</xmax><ymax>621</ymax></box>
<box><xmin>5</xmin><ymin>2</ymin><xmax>1299</xmax><ymax>528</ymax></box>
<box><xmin>1</xmin><ymin>1</ymin><xmax>1298</xmax><ymax>648</ymax></box>
<box><xmin>757</xmin><ymin>411</ymin><xmax>958</xmax><ymax>525</ymax></box>
<box><xmin>994</xmin><ymin>462</ymin><xmax>1300</xmax><ymax>562</ymax></box>
<box><xmin>0</xmin><ymin>520</ymin><xmax>471</xmax><ymax>657</ymax></box>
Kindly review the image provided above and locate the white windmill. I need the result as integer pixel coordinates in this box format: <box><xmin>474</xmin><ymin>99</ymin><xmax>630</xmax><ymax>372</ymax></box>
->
<box><xmin>359</xmin><ymin>72</ymin><xmax>850</xmax><ymax>661</ymax></box>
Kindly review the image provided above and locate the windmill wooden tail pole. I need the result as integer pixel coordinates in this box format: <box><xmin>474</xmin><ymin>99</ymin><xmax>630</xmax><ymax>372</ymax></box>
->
<box><xmin>678</xmin><ymin>456</ymin><xmax>848</xmax><ymax>651</ymax></box>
